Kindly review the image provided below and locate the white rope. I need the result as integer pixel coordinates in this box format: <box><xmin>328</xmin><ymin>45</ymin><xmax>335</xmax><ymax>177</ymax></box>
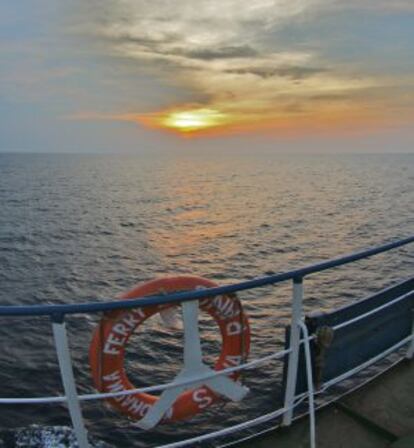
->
<box><xmin>298</xmin><ymin>321</ymin><xmax>316</xmax><ymax>448</ymax></box>
<box><xmin>216</xmin><ymin>354</ymin><xmax>407</xmax><ymax>448</ymax></box>
<box><xmin>333</xmin><ymin>291</ymin><xmax>413</xmax><ymax>331</ymax></box>
<box><xmin>82</xmin><ymin>350</ymin><xmax>292</xmax><ymax>402</ymax></box>
<box><xmin>209</xmin><ymin>394</ymin><xmax>310</xmax><ymax>448</ymax></box>
<box><xmin>0</xmin><ymin>395</ymin><xmax>66</xmax><ymax>405</ymax></box>
<box><xmin>320</xmin><ymin>334</ymin><xmax>413</xmax><ymax>391</ymax></box>
<box><xmin>0</xmin><ymin>322</ymin><xmax>411</xmax><ymax>405</ymax></box>
<box><xmin>214</xmin><ymin>349</ymin><xmax>411</xmax><ymax>448</ymax></box>
<box><xmin>156</xmin><ymin>391</ymin><xmax>312</xmax><ymax>448</ymax></box>
<box><xmin>0</xmin><ymin>333</ymin><xmax>411</xmax><ymax>448</ymax></box>
<box><xmin>0</xmin><ymin>288</ymin><xmax>412</xmax><ymax>448</ymax></box>
<box><xmin>217</xmin><ymin>338</ymin><xmax>411</xmax><ymax>448</ymax></box>
<box><xmin>212</xmin><ymin>332</ymin><xmax>413</xmax><ymax>448</ymax></box>
<box><xmin>156</xmin><ymin>407</ymin><xmax>287</xmax><ymax>448</ymax></box>
<box><xmin>0</xmin><ymin>347</ymin><xmax>292</xmax><ymax>404</ymax></box>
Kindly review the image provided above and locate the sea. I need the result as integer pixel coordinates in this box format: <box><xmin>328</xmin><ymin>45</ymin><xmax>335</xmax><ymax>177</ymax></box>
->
<box><xmin>0</xmin><ymin>152</ymin><xmax>413</xmax><ymax>447</ymax></box>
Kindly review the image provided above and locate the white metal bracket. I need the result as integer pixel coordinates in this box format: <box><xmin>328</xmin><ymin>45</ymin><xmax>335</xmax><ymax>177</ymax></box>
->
<box><xmin>137</xmin><ymin>300</ymin><xmax>249</xmax><ymax>430</ymax></box>
<box><xmin>52</xmin><ymin>319</ymin><xmax>90</xmax><ymax>448</ymax></box>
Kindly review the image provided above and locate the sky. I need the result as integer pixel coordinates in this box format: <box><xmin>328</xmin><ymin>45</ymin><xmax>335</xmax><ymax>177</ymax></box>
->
<box><xmin>0</xmin><ymin>0</ymin><xmax>413</xmax><ymax>153</ymax></box>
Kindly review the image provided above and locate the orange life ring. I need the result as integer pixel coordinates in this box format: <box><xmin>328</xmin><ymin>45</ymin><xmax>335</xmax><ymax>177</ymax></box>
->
<box><xmin>89</xmin><ymin>275</ymin><xmax>250</xmax><ymax>424</ymax></box>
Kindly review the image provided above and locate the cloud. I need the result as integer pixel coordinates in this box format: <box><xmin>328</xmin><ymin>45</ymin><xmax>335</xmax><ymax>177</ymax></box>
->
<box><xmin>94</xmin><ymin>0</ymin><xmax>322</xmax><ymax>65</ymax></box>
<box><xmin>176</xmin><ymin>45</ymin><xmax>259</xmax><ymax>61</ymax></box>
<box><xmin>226</xmin><ymin>65</ymin><xmax>328</xmax><ymax>80</ymax></box>
<box><xmin>72</xmin><ymin>0</ymin><xmax>414</xmax><ymax>136</ymax></box>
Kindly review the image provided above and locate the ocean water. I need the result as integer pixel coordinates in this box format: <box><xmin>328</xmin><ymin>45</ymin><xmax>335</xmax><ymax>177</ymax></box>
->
<box><xmin>0</xmin><ymin>152</ymin><xmax>413</xmax><ymax>447</ymax></box>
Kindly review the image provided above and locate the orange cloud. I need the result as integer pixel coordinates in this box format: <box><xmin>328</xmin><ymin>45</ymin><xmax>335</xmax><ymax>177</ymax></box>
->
<box><xmin>68</xmin><ymin>100</ymin><xmax>412</xmax><ymax>139</ymax></box>
<box><xmin>71</xmin><ymin>0</ymin><xmax>414</xmax><ymax>141</ymax></box>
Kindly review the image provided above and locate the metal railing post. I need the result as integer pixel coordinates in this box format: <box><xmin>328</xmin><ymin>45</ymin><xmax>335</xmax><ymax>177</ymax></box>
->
<box><xmin>406</xmin><ymin>309</ymin><xmax>414</xmax><ymax>360</ymax></box>
<box><xmin>52</xmin><ymin>314</ymin><xmax>90</xmax><ymax>448</ymax></box>
<box><xmin>298</xmin><ymin>321</ymin><xmax>316</xmax><ymax>448</ymax></box>
<box><xmin>282</xmin><ymin>277</ymin><xmax>304</xmax><ymax>426</ymax></box>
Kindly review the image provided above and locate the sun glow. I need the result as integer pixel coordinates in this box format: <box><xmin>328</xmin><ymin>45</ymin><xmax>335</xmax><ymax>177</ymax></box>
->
<box><xmin>161</xmin><ymin>108</ymin><xmax>228</xmax><ymax>133</ymax></box>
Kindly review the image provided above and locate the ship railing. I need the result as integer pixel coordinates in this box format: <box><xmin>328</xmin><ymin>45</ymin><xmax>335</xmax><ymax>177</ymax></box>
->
<box><xmin>0</xmin><ymin>236</ymin><xmax>413</xmax><ymax>448</ymax></box>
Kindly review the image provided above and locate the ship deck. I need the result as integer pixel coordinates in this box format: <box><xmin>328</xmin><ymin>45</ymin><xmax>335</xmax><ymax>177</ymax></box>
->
<box><xmin>236</xmin><ymin>359</ymin><xmax>414</xmax><ymax>448</ymax></box>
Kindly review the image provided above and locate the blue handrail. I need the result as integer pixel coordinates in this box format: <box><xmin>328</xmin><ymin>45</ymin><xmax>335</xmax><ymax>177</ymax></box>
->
<box><xmin>0</xmin><ymin>236</ymin><xmax>413</xmax><ymax>317</ymax></box>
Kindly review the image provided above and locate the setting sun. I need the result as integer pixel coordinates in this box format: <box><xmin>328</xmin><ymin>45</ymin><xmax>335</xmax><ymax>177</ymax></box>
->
<box><xmin>161</xmin><ymin>108</ymin><xmax>228</xmax><ymax>133</ymax></box>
